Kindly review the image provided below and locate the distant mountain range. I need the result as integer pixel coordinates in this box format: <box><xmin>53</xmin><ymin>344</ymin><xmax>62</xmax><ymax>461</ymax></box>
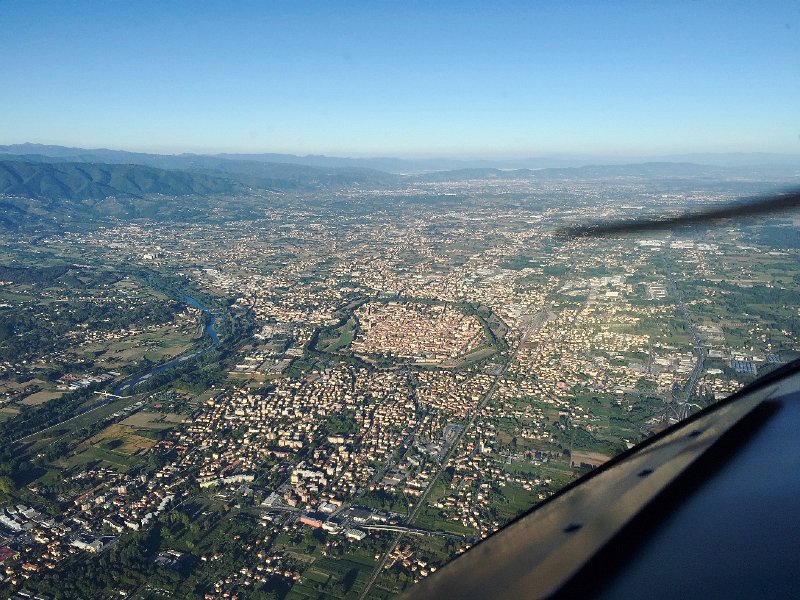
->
<box><xmin>3</xmin><ymin>143</ymin><xmax>800</xmax><ymax>174</ymax></box>
<box><xmin>0</xmin><ymin>146</ymin><xmax>397</xmax><ymax>190</ymax></box>
<box><xmin>0</xmin><ymin>144</ymin><xmax>586</xmax><ymax>173</ymax></box>
<box><xmin>0</xmin><ymin>144</ymin><xmax>798</xmax><ymax>230</ymax></box>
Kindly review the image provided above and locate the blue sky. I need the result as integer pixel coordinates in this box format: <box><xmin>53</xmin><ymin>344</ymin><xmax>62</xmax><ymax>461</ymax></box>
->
<box><xmin>1</xmin><ymin>0</ymin><xmax>798</xmax><ymax>157</ymax></box>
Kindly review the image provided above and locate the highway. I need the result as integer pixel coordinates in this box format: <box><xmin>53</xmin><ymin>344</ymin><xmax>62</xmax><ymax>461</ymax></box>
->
<box><xmin>665</xmin><ymin>256</ymin><xmax>705</xmax><ymax>422</ymax></box>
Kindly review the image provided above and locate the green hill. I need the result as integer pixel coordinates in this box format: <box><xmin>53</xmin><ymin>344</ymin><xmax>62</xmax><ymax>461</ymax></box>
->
<box><xmin>0</xmin><ymin>157</ymin><xmax>400</xmax><ymax>229</ymax></box>
<box><xmin>0</xmin><ymin>160</ymin><xmax>241</xmax><ymax>200</ymax></box>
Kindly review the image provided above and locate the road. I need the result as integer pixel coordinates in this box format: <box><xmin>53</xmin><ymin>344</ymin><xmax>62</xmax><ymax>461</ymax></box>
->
<box><xmin>358</xmin><ymin>323</ymin><xmax>530</xmax><ymax>599</ymax></box>
<box><xmin>358</xmin><ymin>367</ymin><xmax>426</xmax><ymax>498</ymax></box>
<box><xmin>664</xmin><ymin>257</ymin><xmax>705</xmax><ymax>421</ymax></box>
<box><xmin>363</xmin><ymin>524</ymin><xmax>463</xmax><ymax>540</ymax></box>
<box><xmin>679</xmin><ymin>329</ymin><xmax>705</xmax><ymax>420</ymax></box>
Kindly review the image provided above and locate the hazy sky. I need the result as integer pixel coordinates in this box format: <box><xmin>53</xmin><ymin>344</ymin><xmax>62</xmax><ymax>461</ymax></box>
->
<box><xmin>1</xmin><ymin>0</ymin><xmax>798</xmax><ymax>157</ymax></box>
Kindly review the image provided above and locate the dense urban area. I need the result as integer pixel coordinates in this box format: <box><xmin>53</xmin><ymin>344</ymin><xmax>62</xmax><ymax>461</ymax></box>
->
<box><xmin>0</xmin><ymin>173</ymin><xmax>798</xmax><ymax>599</ymax></box>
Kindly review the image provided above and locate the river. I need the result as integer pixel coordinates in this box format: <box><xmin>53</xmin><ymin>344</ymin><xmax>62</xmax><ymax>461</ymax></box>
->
<box><xmin>176</xmin><ymin>292</ymin><xmax>220</xmax><ymax>346</ymax></box>
<box><xmin>112</xmin><ymin>292</ymin><xmax>219</xmax><ymax>395</ymax></box>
